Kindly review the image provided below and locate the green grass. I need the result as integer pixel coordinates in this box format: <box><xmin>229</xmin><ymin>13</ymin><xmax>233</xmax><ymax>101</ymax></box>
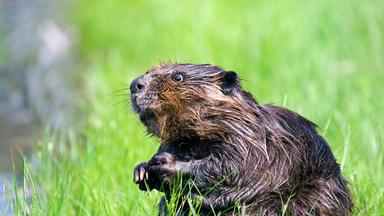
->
<box><xmin>10</xmin><ymin>0</ymin><xmax>384</xmax><ymax>215</ymax></box>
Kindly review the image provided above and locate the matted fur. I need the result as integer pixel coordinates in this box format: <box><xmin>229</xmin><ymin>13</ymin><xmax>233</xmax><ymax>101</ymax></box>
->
<box><xmin>131</xmin><ymin>63</ymin><xmax>353</xmax><ymax>215</ymax></box>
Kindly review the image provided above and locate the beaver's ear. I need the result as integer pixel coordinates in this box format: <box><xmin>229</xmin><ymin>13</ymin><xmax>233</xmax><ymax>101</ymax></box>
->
<box><xmin>221</xmin><ymin>71</ymin><xmax>239</xmax><ymax>95</ymax></box>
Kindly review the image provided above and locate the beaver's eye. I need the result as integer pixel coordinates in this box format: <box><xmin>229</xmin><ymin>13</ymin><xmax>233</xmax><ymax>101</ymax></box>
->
<box><xmin>173</xmin><ymin>73</ymin><xmax>184</xmax><ymax>82</ymax></box>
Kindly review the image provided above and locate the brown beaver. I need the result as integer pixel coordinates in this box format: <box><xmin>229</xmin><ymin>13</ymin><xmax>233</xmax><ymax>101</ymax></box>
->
<box><xmin>131</xmin><ymin>63</ymin><xmax>353</xmax><ymax>215</ymax></box>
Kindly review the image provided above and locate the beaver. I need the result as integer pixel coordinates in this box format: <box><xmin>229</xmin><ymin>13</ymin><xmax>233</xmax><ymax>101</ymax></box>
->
<box><xmin>131</xmin><ymin>63</ymin><xmax>353</xmax><ymax>215</ymax></box>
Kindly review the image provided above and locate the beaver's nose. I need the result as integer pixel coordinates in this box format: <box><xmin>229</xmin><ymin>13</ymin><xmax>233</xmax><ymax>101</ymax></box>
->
<box><xmin>130</xmin><ymin>78</ymin><xmax>145</xmax><ymax>93</ymax></box>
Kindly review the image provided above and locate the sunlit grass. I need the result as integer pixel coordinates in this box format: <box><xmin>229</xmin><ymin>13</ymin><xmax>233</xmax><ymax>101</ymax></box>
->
<box><xmin>10</xmin><ymin>0</ymin><xmax>384</xmax><ymax>215</ymax></box>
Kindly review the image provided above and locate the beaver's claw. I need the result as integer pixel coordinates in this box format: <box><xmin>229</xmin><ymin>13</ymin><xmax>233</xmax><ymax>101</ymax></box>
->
<box><xmin>133</xmin><ymin>162</ymin><xmax>160</xmax><ymax>191</ymax></box>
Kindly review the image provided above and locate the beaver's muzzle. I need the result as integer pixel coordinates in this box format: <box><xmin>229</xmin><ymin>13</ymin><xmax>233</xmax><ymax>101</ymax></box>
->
<box><xmin>130</xmin><ymin>77</ymin><xmax>145</xmax><ymax>94</ymax></box>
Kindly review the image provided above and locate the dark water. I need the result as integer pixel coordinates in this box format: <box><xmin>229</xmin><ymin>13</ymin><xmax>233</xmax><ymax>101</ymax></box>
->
<box><xmin>0</xmin><ymin>103</ymin><xmax>38</xmax><ymax>169</ymax></box>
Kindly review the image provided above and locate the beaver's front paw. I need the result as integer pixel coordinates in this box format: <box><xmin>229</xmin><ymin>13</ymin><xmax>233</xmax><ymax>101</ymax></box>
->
<box><xmin>133</xmin><ymin>162</ymin><xmax>160</xmax><ymax>191</ymax></box>
<box><xmin>148</xmin><ymin>152</ymin><xmax>178</xmax><ymax>183</ymax></box>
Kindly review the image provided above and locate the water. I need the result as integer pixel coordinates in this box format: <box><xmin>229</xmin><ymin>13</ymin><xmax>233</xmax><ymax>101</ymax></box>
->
<box><xmin>0</xmin><ymin>1</ymin><xmax>79</xmax><ymax>214</ymax></box>
<box><xmin>0</xmin><ymin>102</ymin><xmax>39</xmax><ymax>214</ymax></box>
<box><xmin>0</xmin><ymin>173</ymin><xmax>13</xmax><ymax>215</ymax></box>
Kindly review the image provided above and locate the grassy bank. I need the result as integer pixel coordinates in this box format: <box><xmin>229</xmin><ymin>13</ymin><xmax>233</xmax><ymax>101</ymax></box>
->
<box><xmin>12</xmin><ymin>0</ymin><xmax>384</xmax><ymax>215</ymax></box>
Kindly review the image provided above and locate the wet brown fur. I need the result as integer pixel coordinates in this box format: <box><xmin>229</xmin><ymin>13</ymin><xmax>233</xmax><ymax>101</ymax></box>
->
<box><xmin>131</xmin><ymin>63</ymin><xmax>353</xmax><ymax>215</ymax></box>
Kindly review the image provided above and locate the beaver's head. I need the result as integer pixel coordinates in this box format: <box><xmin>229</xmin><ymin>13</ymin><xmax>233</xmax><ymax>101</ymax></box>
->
<box><xmin>130</xmin><ymin>63</ymin><xmax>256</xmax><ymax>142</ymax></box>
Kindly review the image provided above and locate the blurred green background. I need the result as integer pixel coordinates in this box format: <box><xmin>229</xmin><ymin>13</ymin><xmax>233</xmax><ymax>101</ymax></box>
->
<box><xmin>1</xmin><ymin>0</ymin><xmax>384</xmax><ymax>215</ymax></box>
